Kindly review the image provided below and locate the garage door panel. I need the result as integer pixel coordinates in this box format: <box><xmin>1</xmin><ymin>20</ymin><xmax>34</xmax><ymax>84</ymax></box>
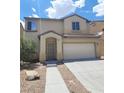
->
<box><xmin>63</xmin><ymin>43</ymin><xmax>96</xmax><ymax>60</ymax></box>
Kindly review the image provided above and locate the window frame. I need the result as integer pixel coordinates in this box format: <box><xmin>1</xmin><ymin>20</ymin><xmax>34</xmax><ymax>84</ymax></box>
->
<box><xmin>27</xmin><ymin>21</ymin><xmax>37</xmax><ymax>32</ymax></box>
<box><xmin>72</xmin><ymin>22</ymin><xmax>80</xmax><ymax>31</ymax></box>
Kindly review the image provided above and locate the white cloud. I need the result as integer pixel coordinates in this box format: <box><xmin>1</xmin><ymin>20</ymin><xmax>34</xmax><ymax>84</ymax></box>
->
<box><xmin>32</xmin><ymin>8</ymin><xmax>36</xmax><ymax>13</ymax></box>
<box><xmin>97</xmin><ymin>0</ymin><xmax>103</xmax><ymax>3</ymax></box>
<box><xmin>93</xmin><ymin>0</ymin><xmax>104</xmax><ymax>16</ymax></box>
<box><xmin>30</xmin><ymin>7</ymin><xmax>39</xmax><ymax>18</ymax></box>
<box><xmin>28</xmin><ymin>14</ymin><xmax>40</xmax><ymax>18</ymax></box>
<box><xmin>46</xmin><ymin>0</ymin><xmax>85</xmax><ymax>19</ymax></box>
<box><xmin>74</xmin><ymin>0</ymin><xmax>85</xmax><ymax>8</ymax></box>
<box><xmin>32</xmin><ymin>14</ymin><xmax>39</xmax><ymax>18</ymax></box>
<box><xmin>46</xmin><ymin>7</ymin><xmax>56</xmax><ymax>18</ymax></box>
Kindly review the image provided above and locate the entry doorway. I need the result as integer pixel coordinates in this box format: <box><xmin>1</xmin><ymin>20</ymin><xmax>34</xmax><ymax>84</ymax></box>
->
<box><xmin>46</xmin><ymin>37</ymin><xmax>57</xmax><ymax>61</ymax></box>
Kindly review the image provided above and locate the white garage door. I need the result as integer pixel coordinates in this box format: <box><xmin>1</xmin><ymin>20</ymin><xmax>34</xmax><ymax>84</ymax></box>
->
<box><xmin>63</xmin><ymin>43</ymin><xmax>96</xmax><ymax>60</ymax></box>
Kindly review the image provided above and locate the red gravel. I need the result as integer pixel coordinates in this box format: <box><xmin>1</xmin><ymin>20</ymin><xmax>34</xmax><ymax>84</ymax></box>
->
<box><xmin>20</xmin><ymin>63</ymin><xmax>46</xmax><ymax>93</ymax></box>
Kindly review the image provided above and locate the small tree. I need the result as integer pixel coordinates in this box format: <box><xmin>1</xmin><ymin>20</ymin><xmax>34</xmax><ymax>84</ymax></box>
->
<box><xmin>20</xmin><ymin>39</ymin><xmax>36</xmax><ymax>62</ymax></box>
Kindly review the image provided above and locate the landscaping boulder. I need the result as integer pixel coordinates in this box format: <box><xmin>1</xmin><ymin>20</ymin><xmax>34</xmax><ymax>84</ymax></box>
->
<box><xmin>25</xmin><ymin>70</ymin><xmax>40</xmax><ymax>80</ymax></box>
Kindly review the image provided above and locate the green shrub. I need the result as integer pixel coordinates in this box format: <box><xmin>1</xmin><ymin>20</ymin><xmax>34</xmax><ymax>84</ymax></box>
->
<box><xmin>20</xmin><ymin>39</ymin><xmax>36</xmax><ymax>62</ymax></box>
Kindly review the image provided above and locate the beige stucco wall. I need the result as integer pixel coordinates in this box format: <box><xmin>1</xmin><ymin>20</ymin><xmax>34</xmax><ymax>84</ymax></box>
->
<box><xmin>24</xmin><ymin>33</ymin><xmax>104</xmax><ymax>62</ymax></box>
<box><xmin>25</xmin><ymin>18</ymin><xmax>64</xmax><ymax>35</ymax></box>
<box><xmin>39</xmin><ymin>20</ymin><xmax>64</xmax><ymax>35</ymax></box>
<box><xmin>64</xmin><ymin>15</ymin><xmax>89</xmax><ymax>34</ymax></box>
<box><xmin>24</xmin><ymin>19</ymin><xmax>64</xmax><ymax>56</ymax></box>
<box><xmin>88</xmin><ymin>21</ymin><xmax>104</xmax><ymax>34</ymax></box>
<box><xmin>24</xmin><ymin>17</ymin><xmax>104</xmax><ymax>35</ymax></box>
<box><xmin>20</xmin><ymin>23</ymin><xmax>25</xmax><ymax>40</ymax></box>
<box><xmin>98</xmin><ymin>38</ymin><xmax>104</xmax><ymax>57</ymax></box>
<box><xmin>23</xmin><ymin>15</ymin><xmax>104</xmax><ymax>61</ymax></box>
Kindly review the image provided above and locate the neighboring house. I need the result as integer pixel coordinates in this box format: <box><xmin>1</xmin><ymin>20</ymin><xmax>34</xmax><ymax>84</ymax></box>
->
<box><xmin>21</xmin><ymin>14</ymin><xmax>104</xmax><ymax>63</ymax></box>
<box><xmin>20</xmin><ymin>22</ymin><xmax>25</xmax><ymax>40</ymax></box>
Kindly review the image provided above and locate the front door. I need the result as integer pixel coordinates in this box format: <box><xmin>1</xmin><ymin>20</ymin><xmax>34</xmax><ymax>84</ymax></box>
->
<box><xmin>46</xmin><ymin>38</ymin><xmax>57</xmax><ymax>60</ymax></box>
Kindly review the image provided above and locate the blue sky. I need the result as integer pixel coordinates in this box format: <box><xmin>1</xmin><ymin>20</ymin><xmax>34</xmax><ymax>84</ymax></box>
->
<box><xmin>20</xmin><ymin>0</ymin><xmax>104</xmax><ymax>21</ymax></box>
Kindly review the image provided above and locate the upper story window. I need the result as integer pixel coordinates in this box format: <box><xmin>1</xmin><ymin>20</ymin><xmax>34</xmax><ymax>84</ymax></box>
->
<box><xmin>72</xmin><ymin>22</ymin><xmax>80</xmax><ymax>31</ymax></box>
<box><xmin>27</xmin><ymin>21</ymin><xmax>37</xmax><ymax>31</ymax></box>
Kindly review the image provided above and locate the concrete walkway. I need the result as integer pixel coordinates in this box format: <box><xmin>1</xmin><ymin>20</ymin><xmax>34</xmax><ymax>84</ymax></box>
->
<box><xmin>45</xmin><ymin>64</ymin><xmax>70</xmax><ymax>93</ymax></box>
<box><xmin>65</xmin><ymin>60</ymin><xmax>104</xmax><ymax>93</ymax></box>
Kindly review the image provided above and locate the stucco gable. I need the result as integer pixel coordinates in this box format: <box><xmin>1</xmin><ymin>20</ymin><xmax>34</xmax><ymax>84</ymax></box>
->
<box><xmin>38</xmin><ymin>31</ymin><xmax>62</xmax><ymax>39</ymax></box>
<box><xmin>62</xmin><ymin>14</ymin><xmax>88</xmax><ymax>22</ymax></box>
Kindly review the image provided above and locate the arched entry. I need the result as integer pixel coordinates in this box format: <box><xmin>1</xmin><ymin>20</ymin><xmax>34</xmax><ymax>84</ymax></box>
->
<box><xmin>39</xmin><ymin>31</ymin><xmax>63</xmax><ymax>63</ymax></box>
<box><xmin>46</xmin><ymin>37</ymin><xmax>57</xmax><ymax>60</ymax></box>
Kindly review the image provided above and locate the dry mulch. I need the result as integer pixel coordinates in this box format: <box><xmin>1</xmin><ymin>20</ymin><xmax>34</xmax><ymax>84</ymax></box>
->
<box><xmin>57</xmin><ymin>64</ymin><xmax>90</xmax><ymax>93</ymax></box>
<box><xmin>20</xmin><ymin>63</ymin><xmax>46</xmax><ymax>93</ymax></box>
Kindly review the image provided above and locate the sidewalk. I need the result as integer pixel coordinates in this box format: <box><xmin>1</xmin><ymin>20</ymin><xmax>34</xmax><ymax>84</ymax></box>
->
<box><xmin>45</xmin><ymin>64</ymin><xmax>70</xmax><ymax>93</ymax></box>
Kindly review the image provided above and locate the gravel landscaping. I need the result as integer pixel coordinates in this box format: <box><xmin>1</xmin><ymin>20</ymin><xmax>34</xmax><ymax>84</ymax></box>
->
<box><xmin>57</xmin><ymin>64</ymin><xmax>90</xmax><ymax>93</ymax></box>
<box><xmin>20</xmin><ymin>63</ymin><xmax>46</xmax><ymax>93</ymax></box>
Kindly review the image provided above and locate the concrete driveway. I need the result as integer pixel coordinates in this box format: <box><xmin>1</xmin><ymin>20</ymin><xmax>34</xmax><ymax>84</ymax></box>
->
<box><xmin>64</xmin><ymin>60</ymin><xmax>104</xmax><ymax>93</ymax></box>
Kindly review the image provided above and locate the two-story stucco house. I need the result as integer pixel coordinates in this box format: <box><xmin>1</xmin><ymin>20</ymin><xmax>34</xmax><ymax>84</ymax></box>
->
<box><xmin>21</xmin><ymin>14</ymin><xmax>104</xmax><ymax>63</ymax></box>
